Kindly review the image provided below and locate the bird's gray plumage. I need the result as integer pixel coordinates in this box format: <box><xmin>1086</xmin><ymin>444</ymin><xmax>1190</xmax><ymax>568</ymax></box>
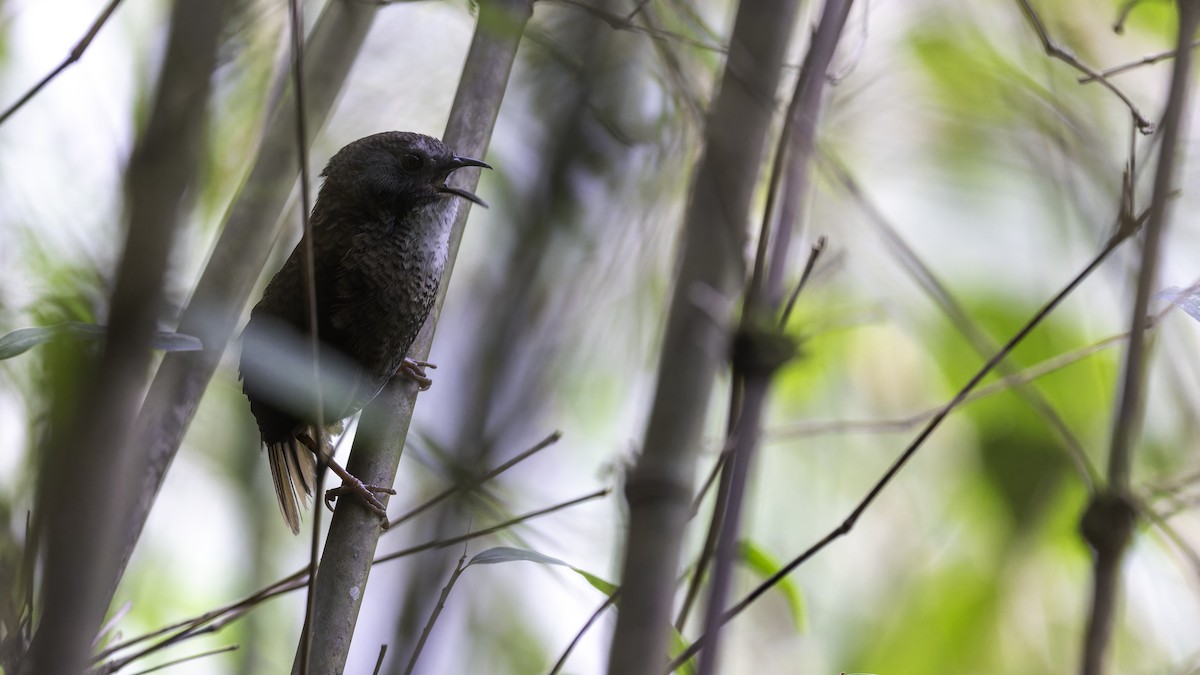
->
<box><xmin>239</xmin><ymin>131</ymin><xmax>488</xmax><ymax>532</ymax></box>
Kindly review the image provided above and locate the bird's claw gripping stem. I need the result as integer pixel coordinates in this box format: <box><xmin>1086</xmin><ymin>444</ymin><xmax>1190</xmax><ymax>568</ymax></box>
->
<box><xmin>401</xmin><ymin>357</ymin><xmax>436</xmax><ymax>391</ymax></box>
<box><xmin>298</xmin><ymin>432</ymin><xmax>396</xmax><ymax>530</ymax></box>
<box><xmin>324</xmin><ymin>481</ymin><xmax>397</xmax><ymax>529</ymax></box>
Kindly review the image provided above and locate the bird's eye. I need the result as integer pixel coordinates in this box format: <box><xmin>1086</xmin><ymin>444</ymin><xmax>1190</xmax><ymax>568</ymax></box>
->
<box><xmin>400</xmin><ymin>153</ymin><xmax>424</xmax><ymax>172</ymax></box>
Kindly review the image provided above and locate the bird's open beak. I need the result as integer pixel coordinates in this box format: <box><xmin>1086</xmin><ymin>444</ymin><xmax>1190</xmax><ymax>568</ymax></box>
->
<box><xmin>437</xmin><ymin>155</ymin><xmax>492</xmax><ymax>208</ymax></box>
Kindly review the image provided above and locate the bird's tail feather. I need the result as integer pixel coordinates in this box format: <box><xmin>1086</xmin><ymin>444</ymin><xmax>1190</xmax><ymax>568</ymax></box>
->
<box><xmin>266</xmin><ymin>434</ymin><xmax>317</xmax><ymax>534</ymax></box>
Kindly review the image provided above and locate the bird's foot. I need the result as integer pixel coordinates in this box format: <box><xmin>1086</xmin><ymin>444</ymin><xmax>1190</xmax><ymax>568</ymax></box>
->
<box><xmin>401</xmin><ymin>357</ymin><xmax>436</xmax><ymax>391</ymax></box>
<box><xmin>324</xmin><ymin>479</ymin><xmax>397</xmax><ymax>530</ymax></box>
<box><xmin>296</xmin><ymin>432</ymin><xmax>395</xmax><ymax>530</ymax></box>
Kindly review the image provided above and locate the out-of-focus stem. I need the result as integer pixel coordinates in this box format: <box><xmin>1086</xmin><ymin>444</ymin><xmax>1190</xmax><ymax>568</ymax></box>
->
<box><xmin>27</xmin><ymin>0</ymin><xmax>230</xmax><ymax>671</ymax></box>
<box><xmin>1080</xmin><ymin>3</ymin><xmax>1200</xmax><ymax>674</ymax></box>
<box><xmin>119</xmin><ymin>0</ymin><xmax>379</xmax><ymax>597</ymax></box>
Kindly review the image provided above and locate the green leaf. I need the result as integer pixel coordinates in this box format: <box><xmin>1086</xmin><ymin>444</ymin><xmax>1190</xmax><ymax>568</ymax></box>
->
<box><xmin>574</xmin><ymin>569</ymin><xmax>617</xmax><ymax>595</ymax></box>
<box><xmin>738</xmin><ymin>539</ymin><xmax>807</xmax><ymax>632</ymax></box>
<box><xmin>466</xmin><ymin>546</ymin><xmax>617</xmax><ymax>595</ymax></box>
<box><xmin>668</xmin><ymin>630</ymin><xmax>697</xmax><ymax>675</ymax></box>
<box><xmin>0</xmin><ymin>322</ymin><xmax>202</xmax><ymax>360</ymax></box>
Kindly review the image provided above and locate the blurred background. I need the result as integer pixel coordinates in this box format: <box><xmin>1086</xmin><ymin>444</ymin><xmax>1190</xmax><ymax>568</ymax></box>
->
<box><xmin>1</xmin><ymin>0</ymin><xmax>1199</xmax><ymax>673</ymax></box>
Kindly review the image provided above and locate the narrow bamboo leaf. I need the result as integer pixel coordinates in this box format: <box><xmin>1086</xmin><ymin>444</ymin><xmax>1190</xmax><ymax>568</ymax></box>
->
<box><xmin>467</xmin><ymin>546</ymin><xmax>569</xmax><ymax>568</ymax></box>
<box><xmin>146</xmin><ymin>330</ymin><xmax>204</xmax><ymax>352</ymax></box>
<box><xmin>574</xmin><ymin>569</ymin><xmax>617</xmax><ymax>595</ymax></box>
<box><xmin>0</xmin><ymin>322</ymin><xmax>202</xmax><ymax>360</ymax></box>
<box><xmin>466</xmin><ymin>546</ymin><xmax>617</xmax><ymax>595</ymax></box>
<box><xmin>738</xmin><ymin>539</ymin><xmax>807</xmax><ymax>632</ymax></box>
<box><xmin>1156</xmin><ymin>286</ymin><xmax>1200</xmax><ymax>322</ymax></box>
<box><xmin>0</xmin><ymin>326</ymin><xmax>67</xmax><ymax>359</ymax></box>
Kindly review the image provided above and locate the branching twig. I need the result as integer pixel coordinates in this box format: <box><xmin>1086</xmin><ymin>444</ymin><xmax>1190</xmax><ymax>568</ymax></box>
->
<box><xmin>1079</xmin><ymin>39</ymin><xmax>1200</xmax><ymax>83</ymax></box>
<box><xmin>0</xmin><ymin>0</ymin><xmax>125</xmax><ymax>126</ymax></box>
<box><xmin>669</xmin><ymin>224</ymin><xmax>1139</xmax><ymax>672</ymax></box>
<box><xmin>546</xmin><ymin>0</ymin><xmax>727</xmax><ymax>54</ymax></box>
<box><xmin>767</xmin><ymin>327</ymin><xmax>1144</xmax><ymax>439</ymax></box>
<box><xmin>389</xmin><ymin>431</ymin><xmax>562</xmax><ymax>529</ymax></box>
<box><xmin>1112</xmin><ymin>0</ymin><xmax>1145</xmax><ymax>34</ymax></box>
<box><xmin>821</xmin><ymin>149</ymin><xmax>1101</xmax><ymax>488</ymax></box>
<box><xmin>93</xmin><ymin>489</ymin><xmax>606</xmax><ymax>671</ymax></box>
<box><xmin>375</xmin><ymin>489</ymin><xmax>609</xmax><ymax>566</ymax></box>
<box><xmin>126</xmin><ymin>645</ymin><xmax>238</xmax><ymax>675</ymax></box>
<box><xmin>1014</xmin><ymin>0</ymin><xmax>1155</xmax><ymax>133</ymax></box>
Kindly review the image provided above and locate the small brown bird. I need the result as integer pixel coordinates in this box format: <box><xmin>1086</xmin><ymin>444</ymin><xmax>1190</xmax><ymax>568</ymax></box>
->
<box><xmin>239</xmin><ymin>131</ymin><xmax>489</xmax><ymax>533</ymax></box>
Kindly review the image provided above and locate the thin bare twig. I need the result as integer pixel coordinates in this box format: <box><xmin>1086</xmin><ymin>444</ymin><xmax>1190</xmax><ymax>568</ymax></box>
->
<box><xmin>1141</xmin><ymin>504</ymin><xmax>1200</xmax><ymax>581</ymax></box>
<box><xmin>669</xmin><ymin>225</ymin><xmax>1138</xmax><ymax>672</ymax></box>
<box><xmin>389</xmin><ymin>431</ymin><xmax>563</xmax><ymax>529</ymax></box>
<box><xmin>403</xmin><ymin>541</ymin><xmax>470</xmax><ymax>675</ymax></box>
<box><xmin>94</xmin><ymin>602</ymin><xmax>132</xmax><ymax>650</ymax></box>
<box><xmin>623</xmin><ymin>0</ymin><xmax>653</xmax><ymax>23</ymax></box>
<box><xmin>126</xmin><ymin>645</ymin><xmax>238</xmax><ymax>675</ymax></box>
<box><xmin>767</xmin><ymin>328</ymin><xmax>1139</xmax><ymax>439</ymax></box>
<box><xmin>1112</xmin><ymin>0</ymin><xmax>1144</xmax><ymax>34</ymax></box>
<box><xmin>1080</xmin><ymin>39</ymin><xmax>1200</xmax><ymax>83</ymax></box>
<box><xmin>546</xmin><ymin>0</ymin><xmax>727</xmax><ymax>54</ymax></box>
<box><xmin>93</xmin><ymin>489</ymin><xmax>608</xmax><ymax>670</ymax></box>
<box><xmin>286</xmin><ymin>0</ymin><xmax>324</xmax><ymax>667</ymax></box>
<box><xmin>375</xmin><ymin>489</ymin><xmax>609</xmax><ymax>566</ymax></box>
<box><xmin>93</xmin><ymin>576</ymin><xmax>298</xmax><ymax>664</ymax></box>
<box><xmin>547</xmin><ymin>591</ymin><xmax>620</xmax><ymax>675</ymax></box>
<box><xmin>677</xmin><ymin>430</ymin><xmax>745</xmax><ymax>633</ymax></box>
<box><xmin>779</xmin><ymin>237</ymin><xmax>828</xmax><ymax>328</ymax></box>
<box><xmin>1014</xmin><ymin>0</ymin><xmax>1154</xmax><ymax>133</ymax></box>
<box><xmin>372</xmin><ymin>645</ymin><xmax>388</xmax><ymax>675</ymax></box>
<box><xmin>0</xmin><ymin>0</ymin><xmax>124</xmax><ymax>126</ymax></box>
<box><xmin>822</xmin><ymin>149</ymin><xmax>1102</xmax><ymax>488</ymax></box>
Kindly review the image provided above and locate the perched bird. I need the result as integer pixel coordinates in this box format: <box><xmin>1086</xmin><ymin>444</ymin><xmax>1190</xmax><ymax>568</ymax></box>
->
<box><xmin>239</xmin><ymin>131</ymin><xmax>490</xmax><ymax>533</ymax></box>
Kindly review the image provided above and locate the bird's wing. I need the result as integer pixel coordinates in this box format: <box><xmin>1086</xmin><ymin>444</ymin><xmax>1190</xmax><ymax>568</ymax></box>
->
<box><xmin>325</xmin><ymin>231</ymin><xmax>395</xmax><ymax>415</ymax></box>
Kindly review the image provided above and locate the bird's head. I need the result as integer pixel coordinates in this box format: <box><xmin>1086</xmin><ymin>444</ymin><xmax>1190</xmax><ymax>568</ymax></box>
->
<box><xmin>320</xmin><ymin>131</ymin><xmax>491</xmax><ymax>212</ymax></box>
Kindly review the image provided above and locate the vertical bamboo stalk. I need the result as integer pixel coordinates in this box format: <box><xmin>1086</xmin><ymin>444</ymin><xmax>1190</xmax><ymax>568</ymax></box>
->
<box><xmin>697</xmin><ymin>3</ymin><xmax>854</xmax><ymax>671</ymax></box>
<box><xmin>27</xmin><ymin>0</ymin><xmax>231</xmax><ymax>671</ymax></box>
<box><xmin>1081</xmin><ymin>2</ymin><xmax>1200</xmax><ymax>674</ymax></box>
<box><xmin>290</xmin><ymin>1</ymin><xmax>532</xmax><ymax>671</ymax></box>
<box><xmin>605</xmin><ymin>1</ymin><xmax>802</xmax><ymax>673</ymax></box>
